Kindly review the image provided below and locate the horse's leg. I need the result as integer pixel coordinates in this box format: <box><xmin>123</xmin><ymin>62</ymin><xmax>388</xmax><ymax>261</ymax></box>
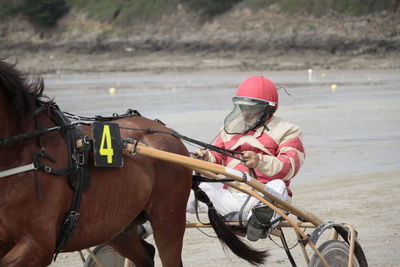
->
<box><xmin>148</xmin><ymin>168</ymin><xmax>190</xmax><ymax>267</ymax></box>
<box><xmin>0</xmin><ymin>236</ymin><xmax>54</xmax><ymax>267</ymax></box>
<box><xmin>107</xmin><ymin>224</ymin><xmax>155</xmax><ymax>267</ymax></box>
<box><xmin>150</xmin><ymin>204</ymin><xmax>186</xmax><ymax>267</ymax></box>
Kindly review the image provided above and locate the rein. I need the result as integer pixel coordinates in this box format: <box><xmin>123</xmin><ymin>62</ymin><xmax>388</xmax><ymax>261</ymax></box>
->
<box><xmin>1</xmin><ymin>106</ymin><xmax>257</xmax><ymax>259</ymax></box>
<box><xmin>119</xmin><ymin>126</ymin><xmax>245</xmax><ymax>162</ymax></box>
<box><xmin>63</xmin><ymin>109</ymin><xmax>245</xmax><ymax>162</ymax></box>
<box><xmin>0</xmin><ymin>126</ymin><xmax>61</xmax><ymax>147</ymax></box>
<box><xmin>63</xmin><ymin>108</ymin><xmax>142</xmax><ymax>123</ymax></box>
<box><xmin>1</xmin><ymin>108</ymin><xmax>248</xmax><ymax>178</ymax></box>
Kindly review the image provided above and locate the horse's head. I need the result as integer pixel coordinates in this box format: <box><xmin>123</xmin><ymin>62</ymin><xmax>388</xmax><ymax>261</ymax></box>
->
<box><xmin>0</xmin><ymin>60</ymin><xmax>44</xmax><ymax>136</ymax></box>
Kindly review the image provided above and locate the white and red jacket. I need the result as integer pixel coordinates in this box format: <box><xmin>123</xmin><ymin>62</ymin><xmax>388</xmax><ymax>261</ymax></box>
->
<box><xmin>207</xmin><ymin>116</ymin><xmax>305</xmax><ymax>196</ymax></box>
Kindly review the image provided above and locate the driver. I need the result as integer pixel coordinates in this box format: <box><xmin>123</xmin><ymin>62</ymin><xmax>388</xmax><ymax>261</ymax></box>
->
<box><xmin>187</xmin><ymin>75</ymin><xmax>305</xmax><ymax>241</ymax></box>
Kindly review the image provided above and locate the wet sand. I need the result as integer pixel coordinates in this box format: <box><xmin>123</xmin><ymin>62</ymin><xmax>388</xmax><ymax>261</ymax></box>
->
<box><xmin>44</xmin><ymin>68</ymin><xmax>399</xmax><ymax>266</ymax></box>
<box><xmin>50</xmin><ymin>169</ymin><xmax>399</xmax><ymax>267</ymax></box>
<box><xmin>181</xmin><ymin>169</ymin><xmax>400</xmax><ymax>267</ymax></box>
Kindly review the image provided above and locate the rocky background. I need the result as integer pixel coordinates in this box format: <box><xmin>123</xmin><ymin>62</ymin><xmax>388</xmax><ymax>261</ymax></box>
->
<box><xmin>1</xmin><ymin>0</ymin><xmax>399</xmax><ymax>72</ymax></box>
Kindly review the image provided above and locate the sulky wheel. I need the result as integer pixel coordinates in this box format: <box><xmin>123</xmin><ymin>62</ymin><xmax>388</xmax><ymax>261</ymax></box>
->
<box><xmin>309</xmin><ymin>240</ymin><xmax>361</xmax><ymax>267</ymax></box>
<box><xmin>83</xmin><ymin>245</ymin><xmax>134</xmax><ymax>267</ymax></box>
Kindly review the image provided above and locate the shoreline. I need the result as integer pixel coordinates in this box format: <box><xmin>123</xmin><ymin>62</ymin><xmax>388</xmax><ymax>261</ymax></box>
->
<box><xmin>3</xmin><ymin>49</ymin><xmax>400</xmax><ymax>75</ymax></box>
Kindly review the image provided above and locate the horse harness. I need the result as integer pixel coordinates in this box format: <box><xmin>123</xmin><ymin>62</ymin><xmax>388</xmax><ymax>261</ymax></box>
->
<box><xmin>0</xmin><ymin>102</ymin><xmax>142</xmax><ymax>258</ymax></box>
<box><xmin>0</xmin><ymin>102</ymin><xmax>250</xmax><ymax>258</ymax></box>
<box><xmin>46</xmin><ymin>103</ymin><xmax>91</xmax><ymax>257</ymax></box>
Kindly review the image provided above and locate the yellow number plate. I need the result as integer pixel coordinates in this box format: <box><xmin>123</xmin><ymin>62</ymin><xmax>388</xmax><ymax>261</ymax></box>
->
<box><xmin>92</xmin><ymin>122</ymin><xmax>123</xmax><ymax>167</ymax></box>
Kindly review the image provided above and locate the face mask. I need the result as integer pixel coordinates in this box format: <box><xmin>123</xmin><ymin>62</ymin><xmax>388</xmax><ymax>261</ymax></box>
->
<box><xmin>223</xmin><ymin>97</ymin><xmax>274</xmax><ymax>135</ymax></box>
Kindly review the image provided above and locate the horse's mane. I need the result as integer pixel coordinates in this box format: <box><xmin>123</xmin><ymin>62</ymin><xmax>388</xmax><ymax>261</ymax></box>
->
<box><xmin>0</xmin><ymin>60</ymin><xmax>45</xmax><ymax>120</ymax></box>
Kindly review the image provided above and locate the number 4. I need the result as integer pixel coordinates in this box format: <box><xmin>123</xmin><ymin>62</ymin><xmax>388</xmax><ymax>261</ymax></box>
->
<box><xmin>100</xmin><ymin>125</ymin><xmax>113</xmax><ymax>163</ymax></box>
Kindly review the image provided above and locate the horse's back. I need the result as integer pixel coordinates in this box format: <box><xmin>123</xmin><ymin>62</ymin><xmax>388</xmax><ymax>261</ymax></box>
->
<box><xmin>117</xmin><ymin>115</ymin><xmax>192</xmax><ymax>220</ymax></box>
<box><xmin>65</xmin><ymin>115</ymin><xmax>192</xmax><ymax>251</ymax></box>
<box><xmin>120</xmin><ymin>116</ymin><xmax>188</xmax><ymax>155</ymax></box>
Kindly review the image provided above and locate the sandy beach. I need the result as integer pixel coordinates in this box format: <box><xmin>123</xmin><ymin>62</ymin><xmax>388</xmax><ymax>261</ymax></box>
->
<box><xmin>34</xmin><ymin>66</ymin><xmax>399</xmax><ymax>267</ymax></box>
<box><xmin>2</xmin><ymin>2</ymin><xmax>399</xmax><ymax>265</ymax></box>
<box><xmin>179</xmin><ymin>169</ymin><xmax>400</xmax><ymax>267</ymax></box>
<box><xmin>50</xmin><ymin>170</ymin><xmax>399</xmax><ymax>267</ymax></box>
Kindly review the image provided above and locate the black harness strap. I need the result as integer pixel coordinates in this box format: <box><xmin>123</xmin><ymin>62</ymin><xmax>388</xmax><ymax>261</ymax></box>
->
<box><xmin>54</xmin><ymin>137</ymin><xmax>91</xmax><ymax>258</ymax></box>
<box><xmin>0</xmin><ymin>127</ymin><xmax>60</xmax><ymax>147</ymax></box>
<box><xmin>279</xmin><ymin>228</ymin><xmax>297</xmax><ymax>267</ymax></box>
<box><xmin>192</xmin><ymin>174</ymin><xmax>234</xmax><ymax>183</ymax></box>
<box><xmin>32</xmin><ymin>105</ymin><xmax>57</xmax><ymax>200</ymax></box>
<box><xmin>63</xmin><ymin>108</ymin><xmax>141</xmax><ymax>124</ymax></box>
<box><xmin>48</xmin><ymin>104</ymin><xmax>91</xmax><ymax>258</ymax></box>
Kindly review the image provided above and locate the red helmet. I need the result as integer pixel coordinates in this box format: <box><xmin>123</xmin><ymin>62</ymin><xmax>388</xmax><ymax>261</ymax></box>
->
<box><xmin>235</xmin><ymin>76</ymin><xmax>278</xmax><ymax>110</ymax></box>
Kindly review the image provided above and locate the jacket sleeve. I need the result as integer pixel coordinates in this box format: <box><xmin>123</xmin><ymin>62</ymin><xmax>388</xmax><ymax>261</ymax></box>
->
<box><xmin>207</xmin><ymin>134</ymin><xmax>226</xmax><ymax>165</ymax></box>
<box><xmin>256</xmin><ymin>126</ymin><xmax>305</xmax><ymax>181</ymax></box>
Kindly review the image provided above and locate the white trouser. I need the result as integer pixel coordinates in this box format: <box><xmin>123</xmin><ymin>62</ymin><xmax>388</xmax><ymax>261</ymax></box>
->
<box><xmin>186</xmin><ymin>179</ymin><xmax>288</xmax><ymax>223</ymax></box>
<box><xmin>141</xmin><ymin>180</ymin><xmax>288</xmax><ymax>239</ymax></box>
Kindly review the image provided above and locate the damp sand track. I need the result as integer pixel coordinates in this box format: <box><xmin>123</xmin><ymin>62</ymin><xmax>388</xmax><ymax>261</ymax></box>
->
<box><xmin>46</xmin><ymin>69</ymin><xmax>400</xmax><ymax>267</ymax></box>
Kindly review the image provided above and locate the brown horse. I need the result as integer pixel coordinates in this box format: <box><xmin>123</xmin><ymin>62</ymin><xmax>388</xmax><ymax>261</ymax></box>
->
<box><xmin>0</xmin><ymin>60</ymin><xmax>267</xmax><ymax>267</ymax></box>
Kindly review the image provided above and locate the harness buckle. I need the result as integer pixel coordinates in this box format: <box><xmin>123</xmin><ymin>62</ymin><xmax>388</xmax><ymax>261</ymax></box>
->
<box><xmin>83</xmin><ymin>135</ymin><xmax>90</xmax><ymax>145</ymax></box>
<box><xmin>44</xmin><ymin>166</ymin><xmax>52</xmax><ymax>173</ymax></box>
<box><xmin>62</xmin><ymin>211</ymin><xmax>80</xmax><ymax>235</ymax></box>
<box><xmin>76</xmin><ymin>152</ymin><xmax>85</xmax><ymax>166</ymax></box>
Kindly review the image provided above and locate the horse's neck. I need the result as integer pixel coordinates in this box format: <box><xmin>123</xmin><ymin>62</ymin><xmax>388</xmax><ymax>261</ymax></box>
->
<box><xmin>0</xmin><ymin>92</ymin><xmax>37</xmax><ymax>164</ymax></box>
<box><xmin>0</xmin><ymin>91</ymin><xmax>17</xmax><ymax>138</ymax></box>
